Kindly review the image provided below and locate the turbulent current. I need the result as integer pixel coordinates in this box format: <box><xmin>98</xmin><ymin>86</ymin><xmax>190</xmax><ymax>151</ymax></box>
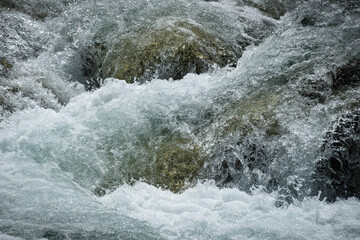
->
<box><xmin>1</xmin><ymin>0</ymin><xmax>360</xmax><ymax>239</ymax></box>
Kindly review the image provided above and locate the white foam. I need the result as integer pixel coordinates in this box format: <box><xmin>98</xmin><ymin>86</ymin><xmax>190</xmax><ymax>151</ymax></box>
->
<box><xmin>1</xmin><ymin>1</ymin><xmax>360</xmax><ymax>239</ymax></box>
<box><xmin>102</xmin><ymin>181</ymin><xmax>360</xmax><ymax>240</ymax></box>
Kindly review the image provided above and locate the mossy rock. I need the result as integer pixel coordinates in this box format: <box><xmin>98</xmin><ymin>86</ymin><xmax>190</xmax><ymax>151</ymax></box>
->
<box><xmin>94</xmin><ymin>135</ymin><xmax>205</xmax><ymax>195</ymax></box>
<box><xmin>151</xmin><ymin>138</ymin><xmax>205</xmax><ymax>192</ymax></box>
<box><xmin>102</xmin><ymin>21</ymin><xmax>240</xmax><ymax>83</ymax></box>
<box><xmin>0</xmin><ymin>58</ymin><xmax>13</xmax><ymax>77</ymax></box>
<box><xmin>0</xmin><ymin>59</ymin><xmax>13</xmax><ymax>69</ymax></box>
<box><xmin>220</xmin><ymin>90</ymin><xmax>282</xmax><ymax>138</ymax></box>
<box><xmin>201</xmin><ymin>90</ymin><xmax>283</xmax><ymax>191</ymax></box>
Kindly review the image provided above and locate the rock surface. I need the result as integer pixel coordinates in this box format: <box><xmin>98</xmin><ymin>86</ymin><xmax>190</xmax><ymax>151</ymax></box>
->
<box><xmin>80</xmin><ymin>40</ymin><xmax>107</xmax><ymax>90</ymax></box>
<box><xmin>211</xmin><ymin>137</ymin><xmax>276</xmax><ymax>192</ymax></box>
<box><xmin>102</xmin><ymin>21</ymin><xmax>240</xmax><ymax>83</ymax></box>
<box><xmin>331</xmin><ymin>58</ymin><xmax>360</xmax><ymax>90</ymax></box>
<box><xmin>241</xmin><ymin>0</ymin><xmax>300</xmax><ymax>20</ymax></box>
<box><xmin>0</xmin><ymin>58</ymin><xmax>13</xmax><ymax>77</ymax></box>
<box><xmin>94</xmin><ymin>134</ymin><xmax>205</xmax><ymax>195</ymax></box>
<box><xmin>298</xmin><ymin>58</ymin><xmax>360</xmax><ymax>103</ymax></box>
<box><xmin>312</xmin><ymin>111</ymin><xmax>360</xmax><ymax>202</ymax></box>
<box><xmin>0</xmin><ymin>0</ymin><xmax>71</xmax><ymax>20</ymax></box>
<box><xmin>202</xmin><ymin>90</ymin><xmax>283</xmax><ymax>192</ymax></box>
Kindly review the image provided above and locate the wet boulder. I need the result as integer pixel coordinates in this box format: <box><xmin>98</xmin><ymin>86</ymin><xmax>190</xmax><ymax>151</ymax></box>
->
<box><xmin>203</xmin><ymin>91</ymin><xmax>283</xmax><ymax>192</ymax></box>
<box><xmin>242</xmin><ymin>0</ymin><xmax>298</xmax><ymax>20</ymax></box>
<box><xmin>80</xmin><ymin>40</ymin><xmax>107</xmax><ymax>90</ymax></box>
<box><xmin>331</xmin><ymin>58</ymin><xmax>360</xmax><ymax>90</ymax></box>
<box><xmin>297</xmin><ymin>76</ymin><xmax>332</xmax><ymax>104</ymax></box>
<box><xmin>0</xmin><ymin>0</ymin><xmax>72</xmax><ymax>20</ymax></box>
<box><xmin>211</xmin><ymin>137</ymin><xmax>276</xmax><ymax>192</ymax></box>
<box><xmin>102</xmin><ymin>21</ymin><xmax>240</xmax><ymax>83</ymax></box>
<box><xmin>0</xmin><ymin>58</ymin><xmax>13</xmax><ymax>77</ymax></box>
<box><xmin>312</xmin><ymin>110</ymin><xmax>360</xmax><ymax>202</ymax></box>
<box><xmin>297</xmin><ymin>58</ymin><xmax>360</xmax><ymax>103</ymax></box>
<box><xmin>94</xmin><ymin>134</ymin><xmax>205</xmax><ymax>195</ymax></box>
<box><xmin>151</xmin><ymin>138</ymin><xmax>205</xmax><ymax>193</ymax></box>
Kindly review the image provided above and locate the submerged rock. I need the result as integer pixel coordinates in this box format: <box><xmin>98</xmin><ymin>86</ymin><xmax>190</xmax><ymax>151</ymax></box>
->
<box><xmin>80</xmin><ymin>40</ymin><xmax>107</xmax><ymax>90</ymax></box>
<box><xmin>0</xmin><ymin>12</ymin><xmax>49</xmax><ymax>61</ymax></box>
<box><xmin>0</xmin><ymin>87</ymin><xmax>16</xmax><ymax>107</ymax></box>
<box><xmin>0</xmin><ymin>84</ymin><xmax>23</xmax><ymax>120</ymax></box>
<box><xmin>221</xmin><ymin>91</ymin><xmax>282</xmax><ymax>138</ymax></box>
<box><xmin>300</xmin><ymin>16</ymin><xmax>317</xmax><ymax>27</ymax></box>
<box><xmin>0</xmin><ymin>58</ymin><xmax>13</xmax><ymax>77</ymax></box>
<box><xmin>94</xmin><ymin>135</ymin><xmax>205</xmax><ymax>195</ymax></box>
<box><xmin>242</xmin><ymin>0</ymin><xmax>291</xmax><ymax>20</ymax></box>
<box><xmin>203</xmin><ymin>90</ymin><xmax>283</xmax><ymax>191</ymax></box>
<box><xmin>331</xmin><ymin>58</ymin><xmax>360</xmax><ymax>90</ymax></box>
<box><xmin>102</xmin><ymin>21</ymin><xmax>240</xmax><ymax>83</ymax></box>
<box><xmin>151</xmin><ymin>138</ymin><xmax>205</xmax><ymax>192</ymax></box>
<box><xmin>211</xmin><ymin>137</ymin><xmax>276</xmax><ymax>192</ymax></box>
<box><xmin>0</xmin><ymin>0</ymin><xmax>71</xmax><ymax>20</ymax></box>
<box><xmin>42</xmin><ymin>230</ymin><xmax>67</xmax><ymax>240</ymax></box>
<box><xmin>298</xmin><ymin>76</ymin><xmax>332</xmax><ymax>104</ymax></box>
<box><xmin>0</xmin><ymin>59</ymin><xmax>13</xmax><ymax>70</ymax></box>
<box><xmin>297</xmin><ymin>58</ymin><xmax>360</xmax><ymax>103</ymax></box>
<box><xmin>312</xmin><ymin>110</ymin><xmax>360</xmax><ymax>202</ymax></box>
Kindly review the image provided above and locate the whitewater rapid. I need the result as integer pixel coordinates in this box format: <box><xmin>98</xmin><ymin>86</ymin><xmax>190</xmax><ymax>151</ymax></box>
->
<box><xmin>1</xmin><ymin>0</ymin><xmax>360</xmax><ymax>239</ymax></box>
<box><xmin>1</xmin><ymin>77</ymin><xmax>360</xmax><ymax>239</ymax></box>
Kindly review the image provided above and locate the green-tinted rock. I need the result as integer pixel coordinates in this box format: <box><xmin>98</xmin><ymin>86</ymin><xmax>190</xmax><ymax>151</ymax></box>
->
<box><xmin>0</xmin><ymin>58</ymin><xmax>13</xmax><ymax>77</ymax></box>
<box><xmin>0</xmin><ymin>59</ymin><xmax>12</xmax><ymax>69</ymax></box>
<box><xmin>102</xmin><ymin>21</ymin><xmax>240</xmax><ymax>83</ymax></box>
<box><xmin>220</xmin><ymin>91</ymin><xmax>282</xmax><ymax>138</ymax></box>
<box><xmin>94</xmin><ymin>135</ymin><xmax>205</xmax><ymax>195</ymax></box>
<box><xmin>204</xmin><ymin>90</ymin><xmax>283</xmax><ymax>190</ymax></box>
<box><xmin>151</xmin><ymin>138</ymin><xmax>205</xmax><ymax>193</ymax></box>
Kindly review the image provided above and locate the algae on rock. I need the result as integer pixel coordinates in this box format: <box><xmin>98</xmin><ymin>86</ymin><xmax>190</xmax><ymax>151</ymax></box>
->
<box><xmin>199</xmin><ymin>88</ymin><xmax>287</xmax><ymax>192</ymax></box>
<box><xmin>94</xmin><ymin>134</ymin><xmax>206</xmax><ymax>196</ymax></box>
<box><xmin>219</xmin><ymin>90</ymin><xmax>283</xmax><ymax>138</ymax></box>
<box><xmin>102</xmin><ymin>21</ymin><xmax>240</xmax><ymax>83</ymax></box>
<box><xmin>151</xmin><ymin>137</ymin><xmax>205</xmax><ymax>193</ymax></box>
<box><xmin>0</xmin><ymin>58</ymin><xmax>13</xmax><ymax>77</ymax></box>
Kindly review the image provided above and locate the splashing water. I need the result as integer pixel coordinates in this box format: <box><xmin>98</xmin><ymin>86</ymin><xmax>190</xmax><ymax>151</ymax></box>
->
<box><xmin>1</xmin><ymin>0</ymin><xmax>360</xmax><ymax>239</ymax></box>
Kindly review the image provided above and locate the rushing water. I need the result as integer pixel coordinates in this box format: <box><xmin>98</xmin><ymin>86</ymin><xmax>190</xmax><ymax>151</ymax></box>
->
<box><xmin>1</xmin><ymin>0</ymin><xmax>360</xmax><ymax>239</ymax></box>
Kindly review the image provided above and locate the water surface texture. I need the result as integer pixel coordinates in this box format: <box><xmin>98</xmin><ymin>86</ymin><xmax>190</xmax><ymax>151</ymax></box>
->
<box><xmin>1</xmin><ymin>0</ymin><xmax>360</xmax><ymax>239</ymax></box>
